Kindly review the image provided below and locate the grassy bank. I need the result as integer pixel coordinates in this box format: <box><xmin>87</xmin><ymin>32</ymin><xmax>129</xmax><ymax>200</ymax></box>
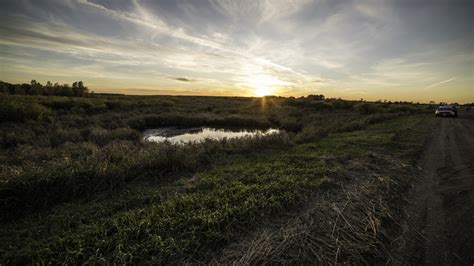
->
<box><xmin>0</xmin><ymin>94</ymin><xmax>430</xmax><ymax>220</ymax></box>
<box><xmin>0</xmin><ymin>115</ymin><xmax>433</xmax><ymax>264</ymax></box>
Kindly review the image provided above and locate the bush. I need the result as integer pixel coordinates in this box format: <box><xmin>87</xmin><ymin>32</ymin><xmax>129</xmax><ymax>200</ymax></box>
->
<box><xmin>109</xmin><ymin>128</ymin><xmax>141</xmax><ymax>142</ymax></box>
<box><xmin>43</xmin><ymin>98</ymin><xmax>107</xmax><ymax>114</ymax></box>
<box><xmin>280</xmin><ymin>119</ymin><xmax>303</xmax><ymax>132</ymax></box>
<box><xmin>161</xmin><ymin>100</ymin><xmax>175</xmax><ymax>108</ymax></box>
<box><xmin>0</xmin><ymin>97</ymin><xmax>51</xmax><ymax>122</ymax></box>
<box><xmin>330</xmin><ymin>99</ymin><xmax>355</xmax><ymax>109</ymax></box>
<box><xmin>105</xmin><ymin>100</ymin><xmax>137</xmax><ymax>110</ymax></box>
<box><xmin>354</xmin><ymin>103</ymin><xmax>380</xmax><ymax>115</ymax></box>
<box><xmin>311</xmin><ymin>101</ymin><xmax>334</xmax><ymax>110</ymax></box>
<box><xmin>387</xmin><ymin>105</ymin><xmax>417</xmax><ymax>113</ymax></box>
<box><xmin>49</xmin><ymin>128</ymin><xmax>83</xmax><ymax>147</ymax></box>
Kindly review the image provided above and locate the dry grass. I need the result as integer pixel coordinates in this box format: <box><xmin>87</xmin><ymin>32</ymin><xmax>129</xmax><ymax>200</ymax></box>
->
<box><xmin>213</xmin><ymin>156</ymin><xmax>417</xmax><ymax>265</ymax></box>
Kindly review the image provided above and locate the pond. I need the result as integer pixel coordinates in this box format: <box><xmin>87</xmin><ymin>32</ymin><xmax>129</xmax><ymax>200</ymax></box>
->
<box><xmin>143</xmin><ymin>127</ymin><xmax>280</xmax><ymax>144</ymax></box>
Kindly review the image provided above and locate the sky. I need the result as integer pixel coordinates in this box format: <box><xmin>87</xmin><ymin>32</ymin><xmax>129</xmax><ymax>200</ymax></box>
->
<box><xmin>0</xmin><ymin>0</ymin><xmax>472</xmax><ymax>103</ymax></box>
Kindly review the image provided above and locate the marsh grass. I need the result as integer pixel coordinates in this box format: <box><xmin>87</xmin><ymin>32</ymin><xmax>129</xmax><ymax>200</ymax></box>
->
<box><xmin>0</xmin><ymin>93</ymin><xmax>434</xmax><ymax>263</ymax></box>
<box><xmin>1</xmin><ymin>94</ymin><xmax>430</xmax><ymax>219</ymax></box>
<box><xmin>0</xmin><ymin>114</ymin><xmax>433</xmax><ymax>264</ymax></box>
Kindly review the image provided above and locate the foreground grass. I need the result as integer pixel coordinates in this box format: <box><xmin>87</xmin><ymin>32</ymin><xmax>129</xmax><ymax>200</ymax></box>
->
<box><xmin>0</xmin><ymin>115</ymin><xmax>433</xmax><ymax>264</ymax></box>
<box><xmin>1</xmin><ymin>94</ymin><xmax>432</xmax><ymax>221</ymax></box>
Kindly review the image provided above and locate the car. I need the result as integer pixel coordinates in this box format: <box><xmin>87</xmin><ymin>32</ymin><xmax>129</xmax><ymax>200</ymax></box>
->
<box><xmin>435</xmin><ymin>106</ymin><xmax>457</xmax><ymax>117</ymax></box>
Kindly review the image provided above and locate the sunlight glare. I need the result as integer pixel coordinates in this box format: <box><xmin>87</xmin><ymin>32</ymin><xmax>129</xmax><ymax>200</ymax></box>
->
<box><xmin>255</xmin><ymin>86</ymin><xmax>272</xmax><ymax>97</ymax></box>
<box><xmin>247</xmin><ymin>75</ymin><xmax>283</xmax><ymax>97</ymax></box>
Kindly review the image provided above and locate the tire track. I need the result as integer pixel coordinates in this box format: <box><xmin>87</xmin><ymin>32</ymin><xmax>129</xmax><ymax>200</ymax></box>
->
<box><xmin>407</xmin><ymin>109</ymin><xmax>474</xmax><ymax>265</ymax></box>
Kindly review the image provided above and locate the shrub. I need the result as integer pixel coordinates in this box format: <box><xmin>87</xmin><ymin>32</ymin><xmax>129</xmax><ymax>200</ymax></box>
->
<box><xmin>387</xmin><ymin>105</ymin><xmax>417</xmax><ymax>113</ymax></box>
<box><xmin>354</xmin><ymin>103</ymin><xmax>380</xmax><ymax>115</ymax></box>
<box><xmin>330</xmin><ymin>99</ymin><xmax>355</xmax><ymax>109</ymax></box>
<box><xmin>161</xmin><ymin>100</ymin><xmax>175</xmax><ymax>108</ymax></box>
<box><xmin>109</xmin><ymin>128</ymin><xmax>141</xmax><ymax>143</ymax></box>
<box><xmin>88</xmin><ymin>127</ymin><xmax>110</xmax><ymax>145</ymax></box>
<box><xmin>49</xmin><ymin>128</ymin><xmax>83</xmax><ymax>147</ymax></box>
<box><xmin>311</xmin><ymin>101</ymin><xmax>334</xmax><ymax>110</ymax></box>
<box><xmin>43</xmin><ymin>98</ymin><xmax>107</xmax><ymax>114</ymax></box>
<box><xmin>280</xmin><ymin>119</ymin><xmax>303</xmax><ymax>132</ymax></box>
<box><xmin>0</xmin><ymin>129</ymin><xmax>37</xmax><ymax>148</ymax></box>
<box><xmin>0</xmin><ymin>97</ymin><xmax>51</xmax><ymax>122</ymax></box>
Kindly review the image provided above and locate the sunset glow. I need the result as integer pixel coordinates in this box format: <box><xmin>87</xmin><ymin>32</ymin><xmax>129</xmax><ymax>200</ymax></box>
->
<box><xmin>246</xmin><ymin>75</ymin><xmax>283</xmax><ymax>96</ymax></box>
<box><xmin>254</xmin><ymin>87</ymin><xmax>272</xmax><ymax>97</ymax></box>
<box><xmin>0</xmin><ymin>0</ymin><xmax>472</xmax><ymax>103</ymax></box>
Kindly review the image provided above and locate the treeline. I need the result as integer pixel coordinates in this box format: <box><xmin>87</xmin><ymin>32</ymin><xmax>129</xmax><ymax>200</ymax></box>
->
<box><xmin>0</xmin><ymin>80</ymin><xmax>89</xmax><ymax>97</ymax></box>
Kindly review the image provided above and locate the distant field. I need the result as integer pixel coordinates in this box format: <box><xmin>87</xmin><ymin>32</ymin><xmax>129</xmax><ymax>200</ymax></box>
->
<box><xmin>0</xmin><ymin>93</ymin><xmax>434</xmax><ymax>263</ymax></box>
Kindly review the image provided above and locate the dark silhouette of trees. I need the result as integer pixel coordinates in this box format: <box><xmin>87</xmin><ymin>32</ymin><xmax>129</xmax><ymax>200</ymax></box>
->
<box><xmin>0</xmin><ymin>80</ymin><xmax>89</xmax><ymax>97</ymax></box>
<box><xmin>72</xmin><ymin>81</ymin><xmax>87</xmax><ymax>97</ymax></box>
<box><xmin>307</xmin><ymin>94</ymin><xmax>325</xmax><ymax>101</ymax></box>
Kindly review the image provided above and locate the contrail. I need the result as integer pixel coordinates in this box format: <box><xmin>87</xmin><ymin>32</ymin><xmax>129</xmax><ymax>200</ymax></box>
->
<box><xmin>424</xmin><ymin>77</ymin><xmax>456</xmax><ymax>89</ymax></box>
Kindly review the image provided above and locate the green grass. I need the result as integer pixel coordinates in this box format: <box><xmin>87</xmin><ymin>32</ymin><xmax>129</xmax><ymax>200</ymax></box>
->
<box><xmin>0</xmin><ymin>115</ymin><xmax>433</xmax><ymax>264</ymax></box>
<box><xmin>1</xmin><ymin>94</ymin><xmax>430</xmax><ymax>220</ymax></box>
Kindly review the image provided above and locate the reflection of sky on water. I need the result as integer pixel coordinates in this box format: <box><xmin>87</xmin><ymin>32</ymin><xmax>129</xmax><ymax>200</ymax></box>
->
<box><xmin>144</xmin><ymin>127</ymin><xmax>279</xmax><ymax>144</ymax></box>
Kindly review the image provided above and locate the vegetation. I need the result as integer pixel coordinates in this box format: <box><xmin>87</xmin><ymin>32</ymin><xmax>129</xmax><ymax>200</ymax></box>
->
<box><xmin>0</xmin><ymin>80</ymin><xmax>89</xmax><ymax>97</ymax></box>
<box><xmin>0</xmin><ymin>83</ymin><xmax>435</xmax><ymax>263</ymax></box>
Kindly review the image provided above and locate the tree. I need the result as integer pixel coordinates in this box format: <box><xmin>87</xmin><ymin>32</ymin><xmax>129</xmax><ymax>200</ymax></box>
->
<box><xmin>307</xmin><ymin>94</ymin><xmax>325</xmax><ymax>101</ymax></box>
<box><xmin>72</xmin><ymin>81</ymin><xmax>88</xmax><ymax>96</ymax></box>
<box><xmin>2</xmin><ymin>80</ymin><xmax>89</xmax><ymax>97</ymax></box>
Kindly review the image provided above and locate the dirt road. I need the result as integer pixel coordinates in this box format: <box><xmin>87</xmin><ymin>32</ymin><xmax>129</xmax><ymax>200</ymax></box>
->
<box><xmin>407</xmin><ymin>109</ymin><xmax>474</xmax><ymax>265</ymax></box>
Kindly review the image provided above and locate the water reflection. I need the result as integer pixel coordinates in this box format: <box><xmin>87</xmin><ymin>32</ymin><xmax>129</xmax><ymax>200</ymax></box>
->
<box><xmin>144</xmin><ymin>127</ymin><xmax>280</xmax><ymax>144</ymax></box>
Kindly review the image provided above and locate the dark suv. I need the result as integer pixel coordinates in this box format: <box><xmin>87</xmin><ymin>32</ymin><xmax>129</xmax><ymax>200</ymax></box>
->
<box><xmin>435</xmin><ymin>106</ymin><xmax>457</xmax><ymax>117</ymax></box>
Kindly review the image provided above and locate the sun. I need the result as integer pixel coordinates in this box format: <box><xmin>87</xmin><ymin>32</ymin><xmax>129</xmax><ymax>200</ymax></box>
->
<box><xmin>255</xmin><ymin>86</ymin><xmax>273</xmax><ymax>97</ymax></box>
<box><xmin>246</xmin><ymin>75</ymin><xmax>281</xmax><ymax>97</ymax></box>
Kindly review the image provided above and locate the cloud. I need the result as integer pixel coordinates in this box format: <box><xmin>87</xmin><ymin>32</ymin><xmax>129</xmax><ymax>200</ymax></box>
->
<box><xmin>76</xmin><ymin>0</ymin><xmax>313</xmax><ymax>79</ymax></box>
<box><xmin>0</xmin><ymin>0</ymin><xmax>472</xmax><ymax>102</ymax></box>
<box><xmin>208</xmin><ymin>0</ymin><xmax>311</xmax><ymax>23</ymax></box>
<box><xmin>173</xmin><ymin>77</ymin><xmax>196</xmax><ymax>82</ymax></box>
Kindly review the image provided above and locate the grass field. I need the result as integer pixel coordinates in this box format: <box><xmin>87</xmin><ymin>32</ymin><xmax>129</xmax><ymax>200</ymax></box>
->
<box><xmin>0</xmin><ymin>93</ymin><xmax>434</xmax><ymax>263</ymax></box>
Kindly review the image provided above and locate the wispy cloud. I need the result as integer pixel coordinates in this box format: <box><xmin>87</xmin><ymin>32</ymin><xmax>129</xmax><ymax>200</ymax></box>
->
<box><xmin>76</xmin><ymin>0</ymin><xmax>310</xmax><ymax>79</ymax></box>
<box><xmin>209</xmin><ymin>0</ymin><xmax>311</xmax><ymax>23</ymax></box>
<box><xmin>0</xmin><ymin>0</ymin><xmax>472</xmax><ymax>102</ymax></box>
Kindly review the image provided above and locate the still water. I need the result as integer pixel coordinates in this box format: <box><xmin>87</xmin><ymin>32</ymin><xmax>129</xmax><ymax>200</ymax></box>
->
<box><xmin>144</xmin><ymin>127</ymin><xmax>280</xmax><ymax>144</ymax></box>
